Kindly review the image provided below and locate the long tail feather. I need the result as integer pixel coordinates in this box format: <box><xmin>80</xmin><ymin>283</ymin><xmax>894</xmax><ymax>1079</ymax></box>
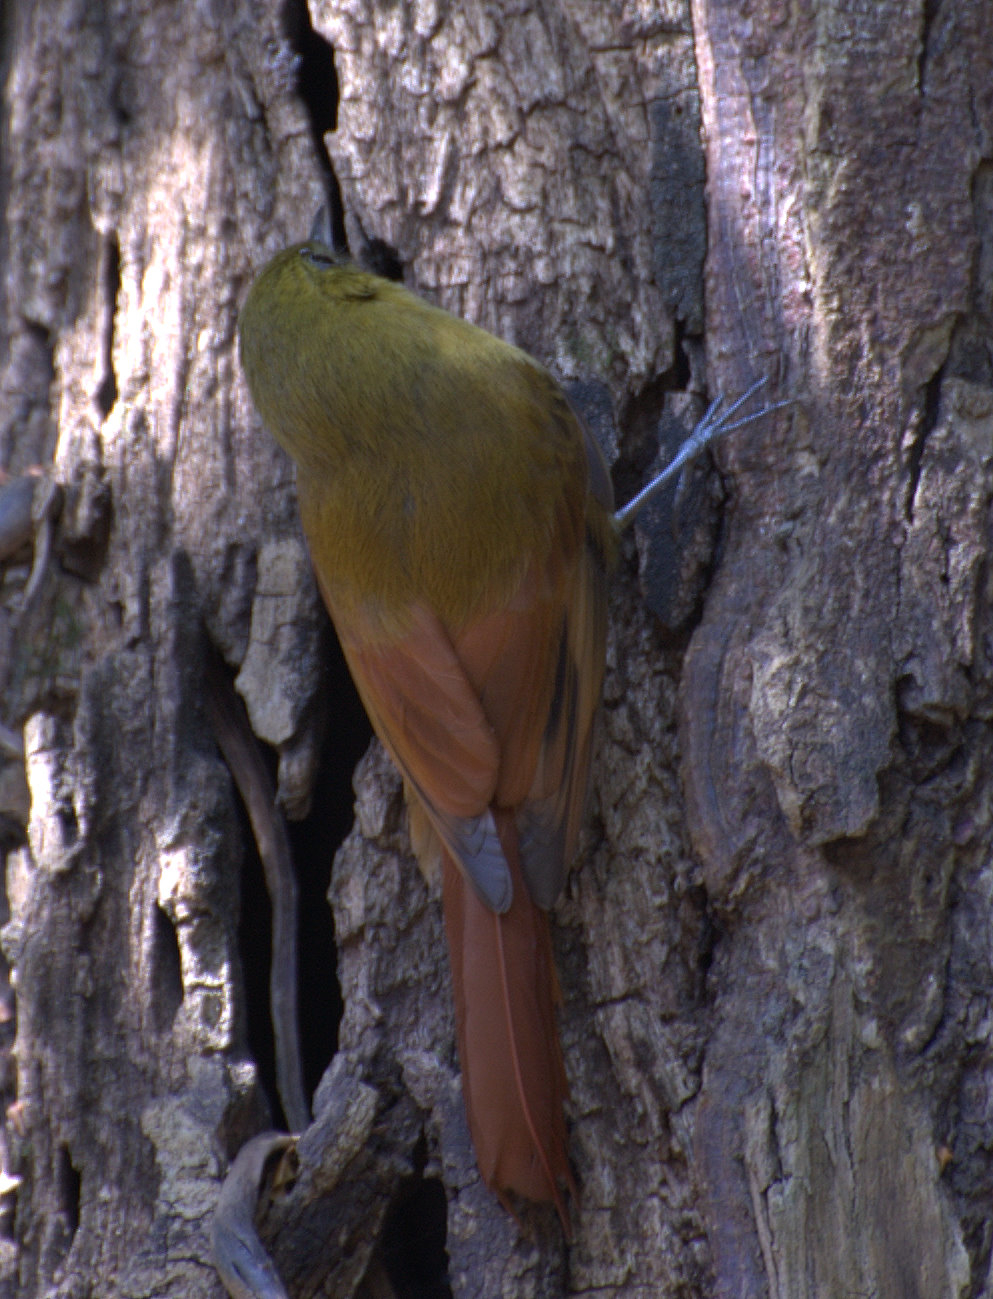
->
<box><xmin>440</xmin><ymin>809</ymin><xmax>572</xmax><ymax>1229</ymax></box>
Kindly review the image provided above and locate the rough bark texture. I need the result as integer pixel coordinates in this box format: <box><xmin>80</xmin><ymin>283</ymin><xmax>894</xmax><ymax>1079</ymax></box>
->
<box><xmin>684</xmin><ymin>3</ymin><xmax>993</xmax><ymax>1296</ymax></box>
<box><xmin>0</xmin><ymin>1</ymin><xmax>991</xmax><ymax>1297</ymax></box>
<box><xmin>0</xmin><ymin>3</ymin><xmax>329</xmax><ymax>1295</ymax></box>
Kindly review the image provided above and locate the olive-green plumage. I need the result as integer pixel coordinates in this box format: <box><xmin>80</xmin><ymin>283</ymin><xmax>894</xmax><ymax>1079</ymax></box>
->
<box><xmin>239</xmin><ymin>239</ymin><xmax>615</xmax><ymax>1227</ymax></box>
<box><xmin>240</xmin><ymin>243</ymin><xmax>611</xmax><ymax>638</ymax></box>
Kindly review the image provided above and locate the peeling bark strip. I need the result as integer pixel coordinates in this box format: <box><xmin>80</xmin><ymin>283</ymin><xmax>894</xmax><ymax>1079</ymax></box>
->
<box><xmin>204</xmin><ymin>655</ymin><xmax>308</xmax><ymax>1136</ymax></box>
<box><xmin>1</xmin><ymin>0</ymin><xmax>992</xmax><ymax>1295</ymax></box>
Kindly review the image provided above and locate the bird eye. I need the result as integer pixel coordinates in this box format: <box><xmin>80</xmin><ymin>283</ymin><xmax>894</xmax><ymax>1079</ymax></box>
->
<box><xmin>300</xmin><ymin>247</ymin><xmax>336</xmax><ymax>269</ymax></box>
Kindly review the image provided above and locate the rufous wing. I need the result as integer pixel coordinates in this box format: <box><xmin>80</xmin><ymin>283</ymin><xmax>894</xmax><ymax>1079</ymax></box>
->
<box><xmin>513</xmin><ymin>520</ymin><xmax>609</xmax><ymax>906</ymax></box>
<box><xmin>323</xmin><ymin>594</ymin><xmax>513</xmax><ymax>912</ymax></box>
<box><xmin>321</xmin><ymin>528</ymin><xmax>604</xmax><ymax>916</ymax></box>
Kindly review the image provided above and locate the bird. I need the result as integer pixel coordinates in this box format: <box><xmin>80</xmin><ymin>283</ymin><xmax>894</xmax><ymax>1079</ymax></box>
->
<box><xmin>238</xmin><ymin>233</ymin><xmax>780</xmax><ymax>1231</ymax></box>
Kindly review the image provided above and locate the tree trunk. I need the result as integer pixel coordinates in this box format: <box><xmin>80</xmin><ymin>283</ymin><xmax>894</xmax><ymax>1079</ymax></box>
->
<box><xmin>0</xmin><ymin>1</ymin><xmax>990</xmax><ymax>1296</ymax></box>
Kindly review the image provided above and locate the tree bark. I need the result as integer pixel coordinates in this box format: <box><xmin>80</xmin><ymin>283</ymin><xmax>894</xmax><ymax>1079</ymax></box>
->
<box><xmin>0</xmin><ymin>1</ymin><xmax>991</xmax><ymax>1297</ymax></box>
<box><xmin>685</xmin><ymin>4</ymin><xmax>993</xmax><ymax>1296</ymax></box>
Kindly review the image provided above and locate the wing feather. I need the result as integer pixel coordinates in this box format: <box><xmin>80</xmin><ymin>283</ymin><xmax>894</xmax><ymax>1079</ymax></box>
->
<box><xmin>318</xmin><ymin>429</ymin><xmax>610</xmax><ymax>916</ymax></box>
<box><xmin>323</xmin><ymin>592</ymin><xmax>513</xmax><ymax>911</ymax></box>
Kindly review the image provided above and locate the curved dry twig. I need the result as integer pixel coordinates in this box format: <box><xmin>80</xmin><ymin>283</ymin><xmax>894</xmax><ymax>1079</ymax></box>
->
<box><xmin>205</xmin><ymin>651</ymin><xmax>310</xmax><ymax>1134</ymax></box>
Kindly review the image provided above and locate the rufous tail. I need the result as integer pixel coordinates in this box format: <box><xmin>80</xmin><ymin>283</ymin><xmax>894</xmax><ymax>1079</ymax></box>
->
<box><xmin>440</xmin><ymin>808</ymin><xmax>572</xmax><ymax>1230</ymax></box>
